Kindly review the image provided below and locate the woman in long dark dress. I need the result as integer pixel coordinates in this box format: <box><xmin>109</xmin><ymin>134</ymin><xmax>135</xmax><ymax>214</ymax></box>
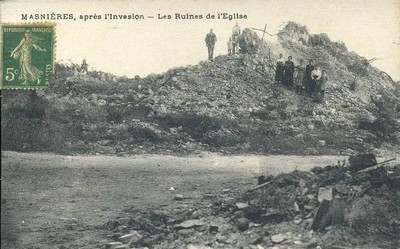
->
<box><xmin>284</xmin><ymin>56</ymin><xmax>295</xmax><ymax>87</ymax></box>
<box><xmin>305</xmin><ymin>59</ymin><xmax>314</xmax><ymax>95</ymax></box>
<box><xmin>275</xmin><ymin>53</ymin><xmax>285</xmax><ymax>84</ymax></box>
<box><xmin>295</xmin><ymin>59</ymin><xmax>306</xmax><ymax>90</ymax></box>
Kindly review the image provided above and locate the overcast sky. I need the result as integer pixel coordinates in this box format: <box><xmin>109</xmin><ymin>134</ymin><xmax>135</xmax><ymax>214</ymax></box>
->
<box><xmin>2</xmin><ymin>0</ymin><xmax>400</xmax><ymax>80</ymax></box>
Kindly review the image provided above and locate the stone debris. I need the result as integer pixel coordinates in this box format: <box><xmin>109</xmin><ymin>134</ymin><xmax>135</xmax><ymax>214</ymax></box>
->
<box><xmin>270</xmin><ymin>233</ymin><xmax>286</xmax><ymax>243</ymax></box>
<box><xmin>349</xmin><ymin>153</ymin><xmax>377</xmax><ymax>172</ymax></box>
<box><xmin>209</xmin><ymin>223</ymin><xmax>219</xmax><ymax>233</ymax></box>
<box><xmin>105</xmin><ymin>242</ymin><xmax>123</xmax><ymax>249</ymax></box>
<box><xmin>318</xmin><ymin>140</ymin><xmax>326</xmax><ymax>147</ymax></box>
<box><xmin>331</xmin><ymin>196</ymin><xmax>345</xmax><ymax>226</ymax></box>
<box><xmin>174</xmin><ymin>219</ymin><xmax>207</xmax><ymax>229</ymax></box>
<box><xmin>118</xmin><ymin>234</ymin><xmax>135</xmax><ymax>244</ymax></box>
<box><xmin>174</xmin><ymin>194</ymin><xmax>184</xmax><ymax>201</ymax></box>
<box><xmin>236</xmin><ymin>217</ymin><xmax>250</xmax><ymax>231</ymax></box>
<box><xmin>98</xmin><ymin>153</ymin><xmax>399</xmax><ymax>248</ymax></box>
<box><xmin>317</xmin><ymin>187</ymin><xmax>333</xmax><ymax>202</ymax></box>
<box><xmin>235</xmin><ymin>202</ymin><xmax>249</xmax><ymax>209</ymax></box>
<box><xmin>113</xmin><ymin>245</ymin><xmax>129</xmax><ymax>249</ymax></box>
<box><xmin>118</xmin><ymin>231</ymin><xmax>143</xmax><ymax>244</ymax></box>
<box><xmin>186</xmin><ymin>244</ymin><xmax>213</xmax><ymax>249</ymax></box>
<box><xmin>190</xmin><ymin>210</ymin><xmax>201</xmax><ymax>219</ymax></box>
<box><xmin>310</xmin><ymin>200</ymin><xmax>331</xmax><ymax>231</ymax></box>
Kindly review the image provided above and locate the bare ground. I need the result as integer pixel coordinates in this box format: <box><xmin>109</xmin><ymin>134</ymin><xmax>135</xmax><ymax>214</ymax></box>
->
<box><xmin>1</xmin><ymin>151</ymin><xmax>399</xmax><ymax>249</ymax></box>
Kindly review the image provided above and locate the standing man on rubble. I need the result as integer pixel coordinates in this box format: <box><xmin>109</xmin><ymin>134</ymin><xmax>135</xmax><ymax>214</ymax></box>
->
<box><xmin>205</xmin><ymin>29</ymin><xmax>217</xmax><ymax>61</ymax></box>
<box><xmin>232</xmin><ymin>22</ymin><xmax>241</xmax><ymax>54</ymax></box>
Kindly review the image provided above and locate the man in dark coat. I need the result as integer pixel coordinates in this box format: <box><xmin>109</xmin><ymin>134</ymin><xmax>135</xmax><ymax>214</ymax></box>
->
<box><xmin>305</xmin><ymin>59</ymin><xmax>314</xmax><ymax>95</ymax></box>
<box><xmin>205</xmin><ymin>29</ymin><xmax>217</xmax><ymax>60</ymax></box>
<box><xmin>284</xmin><ymin>56</ymin><xmax>295</xmax><ymax>87</ymax></box>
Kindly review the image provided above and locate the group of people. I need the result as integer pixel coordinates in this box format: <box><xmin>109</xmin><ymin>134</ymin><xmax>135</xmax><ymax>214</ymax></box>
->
<box><xmin>205</xmin><ymin>22</ymin><xmax>242</xmax><ymax>61</ymax></box>
<box><xmin>205</xmin><ymin>25</ymin><xmax>328</xmax><ymax>102</ymax></box>
<box><xmin>275</xmin><ymin>54</ymin><xmax>328</xmax><ymax>101</ymax></box>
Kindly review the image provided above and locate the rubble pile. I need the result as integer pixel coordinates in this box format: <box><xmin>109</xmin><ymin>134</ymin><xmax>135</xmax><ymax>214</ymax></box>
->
<box><xmin>277</xmin><ymin>21</ymin><xmax>311</xmax><ymax>46</ymax></box>
<box><xmin>278</xmin><ymin>21</ymin><xmax>333</xmax><ymax>48</ymax></box>
<box><xmin>97</xmin><ymin>154</ymin><xmax>399</xmax><ymax>248</ymax></box>
<box><xmin>245</xmin><ymin>154</ymin><xmax>399</xmax><ymax>235</ymax></box>
<box><xmin>2</xmin><ymin>22</ymin><xmax>400</xmax><ymax>155</ymax></box>
<box><xmin>238</xmin><ymin>28</ymin><xmax>263</xmax><ymax>54</ymax></box>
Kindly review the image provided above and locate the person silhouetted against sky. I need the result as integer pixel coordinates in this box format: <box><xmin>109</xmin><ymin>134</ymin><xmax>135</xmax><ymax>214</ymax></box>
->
<box><xmin>232</xmin><ymin>22</ymin><xmax>241</xmax><ymax>54</ymax></box>
<box><xmin>205</xmin><ymin>29</ymin><xmax>217</xmax><ymax>61</ymax></box>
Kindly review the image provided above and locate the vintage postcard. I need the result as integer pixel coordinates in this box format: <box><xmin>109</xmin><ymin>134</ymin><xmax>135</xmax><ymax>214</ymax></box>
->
<box><xmin>1</xmin><ymin>0</ymin><xmax>400</xmax><ymax>249</ymax></box>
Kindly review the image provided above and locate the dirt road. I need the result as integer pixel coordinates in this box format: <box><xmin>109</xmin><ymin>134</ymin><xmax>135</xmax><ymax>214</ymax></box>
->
<box><xmin>1</xmin><ymin>152</ymin><xmax>396</xmax><ymax>248</ymax></box>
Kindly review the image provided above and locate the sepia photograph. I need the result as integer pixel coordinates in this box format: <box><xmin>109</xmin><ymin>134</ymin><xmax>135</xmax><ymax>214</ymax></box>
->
<box><xmin>1</xmin><ymin>0</ymin><xmax>400</xmax><ymax>248</ymax></box>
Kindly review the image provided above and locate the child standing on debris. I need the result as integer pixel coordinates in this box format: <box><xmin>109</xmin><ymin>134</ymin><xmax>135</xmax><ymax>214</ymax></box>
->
<box><xmin>275</xmin><ymin>53</ymin><xmax>285</xmax><ymax>84</ymax></box>
<box><xmin>227</xmin><ymin>37</ymin><xmax>233</xmax><ymax>55</ymax></box>
<box><xmin>295</xmin><ymin>59</ymin><xmax>306</xmax><ymax>91</ymax></box>
<box><xmin>319</xmin><ymin>70</ymin><xmax>328</xmax><ymax>101</ymax></box>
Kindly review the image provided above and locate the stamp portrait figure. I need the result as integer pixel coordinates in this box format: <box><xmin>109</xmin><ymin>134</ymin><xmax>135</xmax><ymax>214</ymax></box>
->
<box><xmin>10</xmin><ymin>29</ymin><xmax>46</xmax><ymax>85</ymax></box>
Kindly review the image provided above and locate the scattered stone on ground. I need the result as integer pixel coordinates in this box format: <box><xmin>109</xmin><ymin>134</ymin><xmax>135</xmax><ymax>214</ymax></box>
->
<box><xmin>174</xmin><ymin>194</ymin><xmax>184</xmax><ymax>201</ymax></box>
<box><xmin>98</xmin><ymin>153</ymin><xmax>399</xmax><ymax>248</ymax></box>
<box><xmin>270</xmin><ymin>233</ymin><xmax>286</xmax><ymax>244</ymax></box>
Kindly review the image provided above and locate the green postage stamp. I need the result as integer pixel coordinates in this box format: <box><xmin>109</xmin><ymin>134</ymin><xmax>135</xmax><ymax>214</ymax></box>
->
<box><xmin>1</xmin><ymin>23</ymin><xmax>55</xmax><ymax>89</ymax></box>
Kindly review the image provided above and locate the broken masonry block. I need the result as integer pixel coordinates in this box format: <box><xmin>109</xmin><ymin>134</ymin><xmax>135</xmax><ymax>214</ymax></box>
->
<box><xmin>331</xmin><ymin>196</ymin><xmax>345</xmax><ymax>226</ymax></box>
<box><xmin>311</xmin><ymin>200</ymin><xmax>331</xmax><ymax>231</ymax></box>
<box><xmin>318</xmin><ymin>187</ymin><xmax>333</xmax><ymax>203</ymax></box>
<box><xmin>349</xmin><ymin>153</ymin><xmax>377</xmax><ymax>172</ymax></box>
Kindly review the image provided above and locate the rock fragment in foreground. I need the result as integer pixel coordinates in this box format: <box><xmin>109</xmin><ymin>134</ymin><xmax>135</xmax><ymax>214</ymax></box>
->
<box><xmin>271</xmin><ymin>233</ymin><xmax>286</xmax><ymax>244</ymax></box>
<box><xmin>105</xmin><ymin>242</ymin><xmax>123</xmax><ymax>249</ymax></box>
<box><xmin>174</xmin><ymin>219</ymin><xmax>206</xmax><ymax>229</ymax></box>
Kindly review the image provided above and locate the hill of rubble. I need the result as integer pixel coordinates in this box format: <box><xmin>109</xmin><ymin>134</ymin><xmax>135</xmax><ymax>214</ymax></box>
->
<box><xmin>2</xmin><ymin>21</ymin><xmax>400</xmax><ymax>155</ymax></box>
